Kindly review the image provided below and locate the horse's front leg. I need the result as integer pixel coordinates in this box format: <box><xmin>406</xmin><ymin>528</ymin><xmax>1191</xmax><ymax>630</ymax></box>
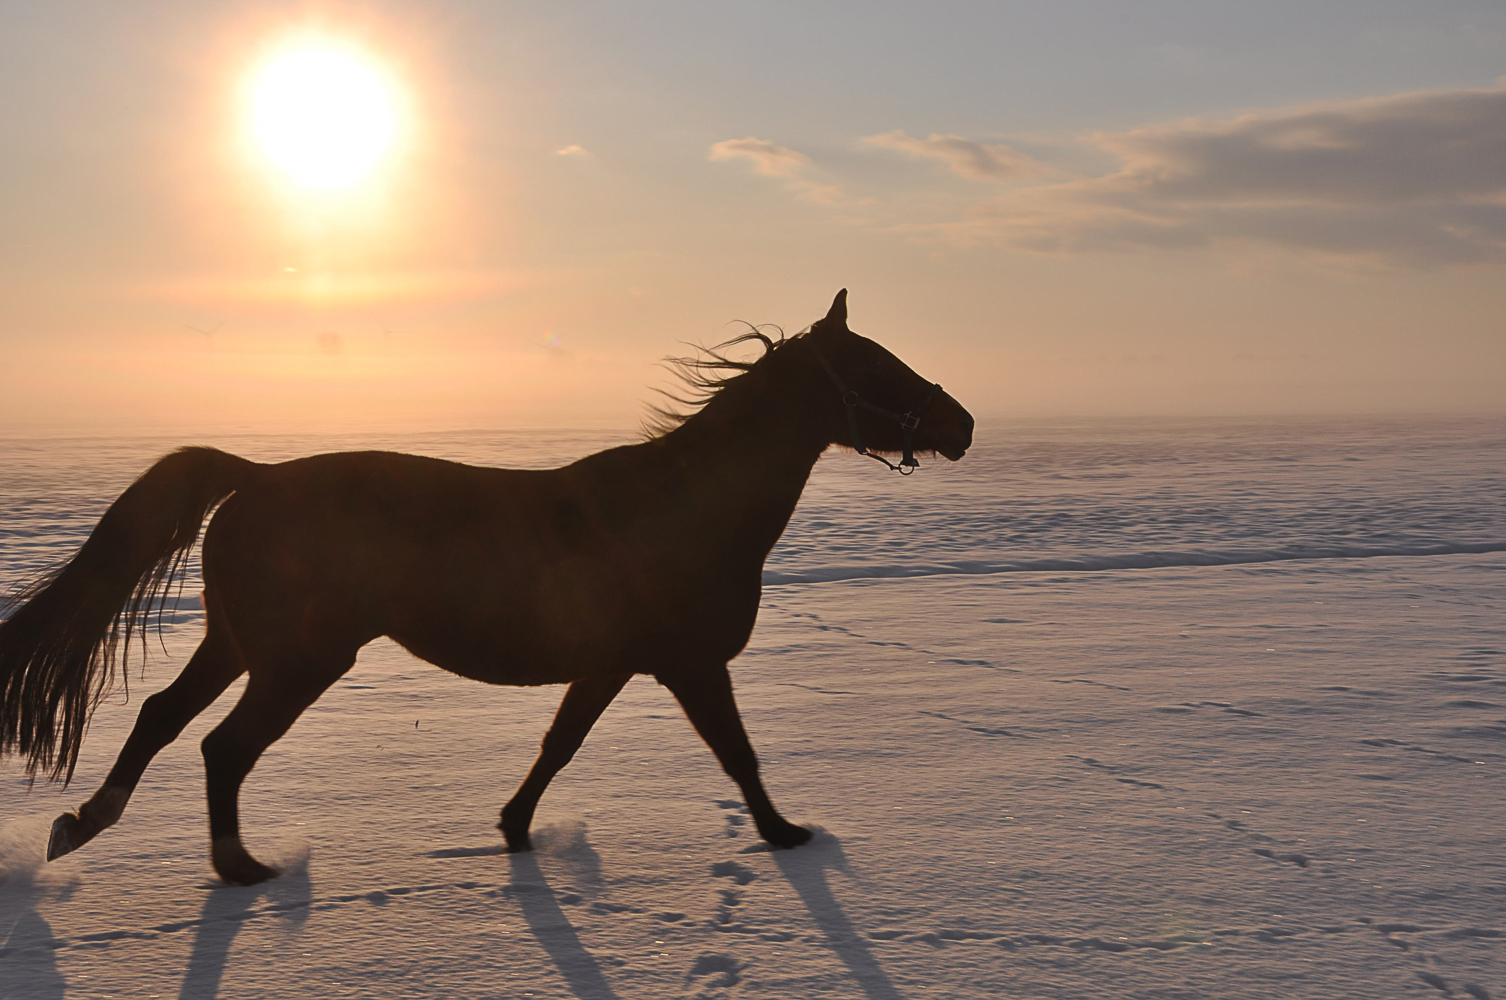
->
<box><xmin>659</xmin><ymin>665</ymin><xmax>812</xmax><ymax>849</ymax></box>
<box><xmin>500</xmin><ymin>673</ymin><xmax>631</xmax><ymax>851</ymax></box>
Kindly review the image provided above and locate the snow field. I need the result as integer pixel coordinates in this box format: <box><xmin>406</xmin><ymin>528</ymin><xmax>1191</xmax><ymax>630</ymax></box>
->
<box><xmin>4</xmin><ymin>552</ymin><xmax>1505</xmax><ymax>998</ymax></box>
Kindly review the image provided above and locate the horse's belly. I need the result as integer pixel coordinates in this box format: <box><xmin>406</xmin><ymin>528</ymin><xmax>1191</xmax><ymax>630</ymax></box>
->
<box><xmin>383</xmin><ymin>550</ymin><xmax>762</xmax><ymax>683</ymax></box>
<box><xmin>387</xmin><ymin>622</ymin><xmax>598</xmax><ymax>686</ymax></box>
<box><xmin>439</xmin><ymin>654</ymin><xmax>582</xmax><ymax>688</ymax></box>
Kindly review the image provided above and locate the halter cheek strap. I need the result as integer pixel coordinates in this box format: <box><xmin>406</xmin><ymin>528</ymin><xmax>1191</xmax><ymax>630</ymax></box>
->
<box><xmin>807</xmin><ymin>342</ymin><xmax>943</xmax><ymax>475</ymax></box>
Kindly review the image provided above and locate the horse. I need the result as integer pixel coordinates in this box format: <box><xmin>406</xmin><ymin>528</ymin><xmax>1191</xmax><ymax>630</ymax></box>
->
<box><xmin>0</xmin><ymin>290</ymin><xmax>974</xmax><ymax>885</ymax></box>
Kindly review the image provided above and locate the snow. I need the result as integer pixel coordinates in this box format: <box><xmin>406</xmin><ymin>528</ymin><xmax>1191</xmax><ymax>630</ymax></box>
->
<box><xmin>3</xmin><ymin>419</ymin><xmax>1506</xmax><ymax>998</ymax></box>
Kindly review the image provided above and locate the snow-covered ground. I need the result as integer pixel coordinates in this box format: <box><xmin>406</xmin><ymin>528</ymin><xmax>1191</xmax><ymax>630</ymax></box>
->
<box><xmin>3</xmin><ymin>420</ymin><xmax>1506</xmax><ymax>998</ymax></box>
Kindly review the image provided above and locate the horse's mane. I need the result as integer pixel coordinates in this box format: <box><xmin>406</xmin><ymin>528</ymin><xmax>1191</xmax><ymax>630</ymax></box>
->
<box><xmin>644</xmin><ymin>324</ymin><xmax>801</xmax><ymax>436</ymax></box>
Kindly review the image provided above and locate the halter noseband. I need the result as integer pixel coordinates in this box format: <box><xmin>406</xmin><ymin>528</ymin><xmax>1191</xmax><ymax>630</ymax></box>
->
<box><xmin>806</xmin><ymin>341</ymin><xmax>943</xmax><ymax>475</ymax></box>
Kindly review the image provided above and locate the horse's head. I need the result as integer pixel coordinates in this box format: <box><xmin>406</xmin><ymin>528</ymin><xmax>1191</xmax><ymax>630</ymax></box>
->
<box><xmin>803</xmin><ymin>290</ymin><xmax>974</xmax><ymax>466</ymax></box>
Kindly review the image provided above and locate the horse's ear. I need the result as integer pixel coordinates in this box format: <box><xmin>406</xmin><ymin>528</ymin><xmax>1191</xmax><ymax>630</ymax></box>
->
<box><xmin>820</xmin><ymin>289</ymin><xmax>848</xmax><ymax>329</ymax></box>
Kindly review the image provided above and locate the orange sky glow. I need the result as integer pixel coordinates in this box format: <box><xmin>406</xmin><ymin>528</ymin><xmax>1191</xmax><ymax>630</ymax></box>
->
<box><xmin>1</xmin><ymin>3</ymin><xmax>1503</xmax><ymax>434</ymax></box>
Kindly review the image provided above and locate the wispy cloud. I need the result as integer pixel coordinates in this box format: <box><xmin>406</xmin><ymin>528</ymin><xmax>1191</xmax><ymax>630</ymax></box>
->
<box><xmin>926</xmin><ymin>81</ymin><xmax>1506</xmax><ymax>267</ymax></box>
<box><xmin>709</xmin><ymin>137</ymin><xmax>808</xmax><ymax>177</ymax></box>
<box><xmin>863</xmin><ymin>130</ymin><xmax>1044</xmax><ymax>179</ymax></box>
<box><xmin>709</xmin><ymin>136</ymin><xmax>841</xmax><ymax>204</ymax></box>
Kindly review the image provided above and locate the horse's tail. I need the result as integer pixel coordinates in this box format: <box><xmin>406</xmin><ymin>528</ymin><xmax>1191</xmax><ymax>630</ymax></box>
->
<box><xmin>0</xmin><ymin>446</ymin><xmax>259</xmax><ymax>784</ymax></box>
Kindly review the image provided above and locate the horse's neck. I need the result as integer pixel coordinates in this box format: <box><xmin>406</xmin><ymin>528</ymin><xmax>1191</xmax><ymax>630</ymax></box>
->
<box><xmin>660</xmin><ymin>385</ymin><xmax>828</xmax><ymax>557</ymax></box>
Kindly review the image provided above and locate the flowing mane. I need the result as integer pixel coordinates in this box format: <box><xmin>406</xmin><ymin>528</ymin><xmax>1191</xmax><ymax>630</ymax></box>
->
<box><xmin>644</xmin><ymin>324</ymin><xmax>800</xmax><ymax>436</ymax></box>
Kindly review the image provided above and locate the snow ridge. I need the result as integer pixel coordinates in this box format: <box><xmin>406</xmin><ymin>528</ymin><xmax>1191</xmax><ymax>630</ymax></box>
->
<box><xmin>763</xmin><ymin>539</ymin><xmax>1506</xmax><ymax>585</ymax></box>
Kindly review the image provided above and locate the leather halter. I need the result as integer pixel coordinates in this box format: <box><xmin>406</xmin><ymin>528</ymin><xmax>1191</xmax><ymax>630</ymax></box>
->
<box><xmin>806</xmin><ymin>341</ymin><xmax>943</xmax><ymax>475</ymax></box>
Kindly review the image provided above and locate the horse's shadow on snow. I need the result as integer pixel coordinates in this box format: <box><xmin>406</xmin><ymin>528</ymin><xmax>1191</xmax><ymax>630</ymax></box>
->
<box><xmin>477</xmin><ymin>823</ymin><xmax>904</xmax><ymax>1000</ymax></box>
<box><xmin>0</xmin><ymin>895</ymin><xmax>67</xmax><ymax>1000</ymax></box>
<box><xmin>507</xmin><ymin>840</ymin><xmax>621</xmax><ymax>1000</ymax></box>
<box><xmin>176</xmin><ymin>865</ymin><xmax>313</xmax><ymax>1000</ymax></box>
<box><xmin>771</xmin><ymin>833</ymin><xmax>908</xmax><ymax>1000</ymax></box>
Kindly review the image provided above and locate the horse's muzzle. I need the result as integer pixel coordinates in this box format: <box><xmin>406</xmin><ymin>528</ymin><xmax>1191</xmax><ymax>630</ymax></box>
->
<box><xmin>933</xmin><ymin>394</ymin><xmax>974</xmax><ymax>461</ymax></box>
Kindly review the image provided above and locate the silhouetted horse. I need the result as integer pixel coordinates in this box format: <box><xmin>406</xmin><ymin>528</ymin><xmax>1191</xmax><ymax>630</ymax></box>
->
<box><xmin>0</xmin><ymin>291</ymin><xmax>973</xmax><ymax>885</ymax></box>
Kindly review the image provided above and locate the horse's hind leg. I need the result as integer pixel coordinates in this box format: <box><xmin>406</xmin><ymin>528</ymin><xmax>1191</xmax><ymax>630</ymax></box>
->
<box><xmin>199</xmin><ymin>650</ymin><xmax>353</xmax><ymax>886</ymax></box>
<box><xmin>47</xmin><ymin>626</ymin><xmax>244</xmax><ymax>861</ymax></box>
<box><xmin>500</xmin><ymin>673</ymin><xmax>630</xmax><ymax>851</ymax></box>
<box><xmin>659</xmin><ymin>665</ymin><xmax>811</xmax><ymax>849</ymax></box>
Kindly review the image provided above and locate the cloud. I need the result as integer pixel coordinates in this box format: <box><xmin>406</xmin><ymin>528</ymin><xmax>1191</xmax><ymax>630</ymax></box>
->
<box><xmin>863</xmin><ymin>130</ymin><xmax>1043</xmax><ymax>179</ymax></box>
<box><xmin>922</xmin><ymin>81</ymin><xmax>1506</xmax><ymax>267</ymax></box>
<box><xmin>709</xmin><ymin>137</ymin><xmax>809</xmax><ymax>177</ymax></box>
<box><xmin>709</xmin><ymin>137</ymin><xmax>841</xmax><ymax>203</ymax></box>
<box><xmin>554</xmin><ymin>144</ymin><xmax>588</xmax><ymax>157</ymax></box>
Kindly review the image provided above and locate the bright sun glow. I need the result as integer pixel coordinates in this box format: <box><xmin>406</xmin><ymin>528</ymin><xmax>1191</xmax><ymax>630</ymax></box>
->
<box><xmin>249</xmin><ymin>45</ymin><xmax>399</xmax><ymax>191</ymax></box>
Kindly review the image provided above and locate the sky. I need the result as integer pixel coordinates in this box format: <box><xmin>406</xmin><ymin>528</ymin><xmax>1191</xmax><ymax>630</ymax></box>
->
<box><xmin>1</xmin><ymin>0</ymin><xmax>1504</xmax><ymax>434</ymax></box>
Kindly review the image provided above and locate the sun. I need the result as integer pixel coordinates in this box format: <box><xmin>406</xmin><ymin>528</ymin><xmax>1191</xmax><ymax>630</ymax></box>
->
<box><xmin>247</xmin><ymin>43</ymin><xmax>400</xmax><ymax>191</ymax></box>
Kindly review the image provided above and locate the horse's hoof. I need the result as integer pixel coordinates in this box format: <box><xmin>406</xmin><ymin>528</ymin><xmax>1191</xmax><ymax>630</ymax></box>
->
<box><xmin>47</xmin><ymin>813</ymin><xmax>85</xmax><ymax>861</ymax></box>
<box><xmin>760</xmin><ymin>821</ymin><xmax>813</xmax><ymax>850</ymax></box>
<box><xmin>498</xmin><ymin>808</ymin><xmax>534</xmax><ymax>852</ymax></box>
<box><xmin>211</xmin><ymin>836</ymin><xmax>278</xmax><ymax>886</ymax></box>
